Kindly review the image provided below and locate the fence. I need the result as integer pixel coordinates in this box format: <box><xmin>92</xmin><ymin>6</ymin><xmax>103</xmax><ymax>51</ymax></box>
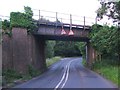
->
<box><xmin>32</xmin><ymin>9</ymin><xmax>96</xmax><ymax>26</ymax></box>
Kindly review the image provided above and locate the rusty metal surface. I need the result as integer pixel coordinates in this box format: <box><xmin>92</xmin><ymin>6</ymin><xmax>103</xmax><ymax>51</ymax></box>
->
<box><xmin>34</xmin><ymin>25</ymin><xmax>90</xmax><ymax>41</ymax></box>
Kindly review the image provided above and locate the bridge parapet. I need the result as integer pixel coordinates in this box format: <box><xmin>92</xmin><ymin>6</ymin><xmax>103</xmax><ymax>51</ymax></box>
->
<box><xmin>32</xmin><ymin>9</ymin><xmax>93</xmax><ymax>41</ymax></box>
<box><xmin>34</xmin><ymin>23</ymin><xmax>91</xmax><ymax>41</ymax></box>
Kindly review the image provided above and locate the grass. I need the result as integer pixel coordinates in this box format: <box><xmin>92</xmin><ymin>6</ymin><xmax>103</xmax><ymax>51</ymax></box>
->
<box><xmin>92</xmin><ymin>59</ymin><xmax>119</xmax><ymax>86</ymax></box>
<box><xmin>2</xmin><ymin>65</ymin><xmax>41</xmax><ymax>88</ymax></box>
<box><xmin>2</xmin><ymin>57</ymin><xmax>61</xmax><ymax>88</ymax></box>
<box><xmin>46</xmin><ymin>56</ymin><xmax>61</xmax><ymax>67</ymax></box>
<box><xmin>82</xmin><ymin>58</ymin><xmax>86</xmax><ymax>66</ymax></box>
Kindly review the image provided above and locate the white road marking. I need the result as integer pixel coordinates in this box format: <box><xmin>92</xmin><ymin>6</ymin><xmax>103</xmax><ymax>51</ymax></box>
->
<box><xmin>54</xmin><ymin>59</ymin><xmax>77</xmax><ymax>90</ymax></box>
<box><xmin>54</xmin><ymin>63</ymin><xmax>68</xmax><ymax>90</ymax></box>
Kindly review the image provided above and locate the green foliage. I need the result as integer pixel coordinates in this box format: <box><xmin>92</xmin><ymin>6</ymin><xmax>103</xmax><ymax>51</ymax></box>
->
<box><xmin>90</xmin><ymin>23</ymin><xmax>119</xmax><ymax>86</ymax></box>
<box><xmin>28</xmin><ymin>65</ymin><xmax>41</xmax><ymax>77</ymax></box>
<box><xmin>3</xmin><ymin>69</ymin><xmax>22</xmax><ymax>83</ymax></box>
<box><xmin>45</xmin><ymin>41</ymin><xmax>56</xmax><ymax>58</ymax></box>
<box><xmin>2</xmin><ymin>65</ymin><xmax>41</xmax><ymax>86</ymax></box>
<box><xmin>54</xmin><ymin>41</ymin><xmax>81</xmax><ymax>57</ymax></box>
<box><xmin>75</xmin><ymin>42</ymin><xmax>86</xmax><ymax>58</ymax></box>
<box><xmin>2</xmin><ymin>20</ymin><xmax>12</xmax><ymax>36</ymax></box>
<box><xmin>10</xmin><ymin>12</ymin><xmax>32</xmax><ymax>29</ymax></box>
<box><xmin>46</xmin><ymin>56</ymin><xmax>61</xmax><ymax>67</ymax></box>
<box><xmin>97</xmin><ymin>3</ymin><xmax>107</xmax><ymax>19</ymax></box>
<box><xmin>10</xmin><ymin>6</ymin><xmax>38</xmax><ymax>32</ymax></box>
<box><xmin>2</xmin><ymin>20</ymin><xmax>10</xmax><ymax>30</ymax></box>
<box><xmin>90</xmin><ymin>24</ymin><xmax>119</xmax><ymax>56</ymax></box>
<box><xmin>24</xmin><ymin>6</ymin><xmax>33</xmax><ymax>18</ymax></box>
<box><xmin>97</xmin><ymin>0</ymin><xmax>120</xmax><ymax>22</ymax></box>
<box><xmin>92</xmin><ymin>59</ymin><xmax>119</xmax><ymax>86</ymax></box>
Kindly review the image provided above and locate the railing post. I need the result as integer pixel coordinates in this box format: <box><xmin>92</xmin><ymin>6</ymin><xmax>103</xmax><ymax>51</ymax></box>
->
<box><xmin>39</xmin><ymin>10</ymin><xmax>40</xmax><ymax>24</ymax></box>
<box><xmin>56</xmin><ymin>12</ymin><xmax>58</xmax><ymax>22</ymax></box>
<box><xmin>70</xmin><ymin>14</ymin><xmax>72</xmax><ymax>30</ymax></box>
<box><xmin>95</xmin><ymin>16</ymin><xmax>97</xmax><ymax>24</ymax></box>
<box><xmin>56</xmin><ymin>12</ymin><xmax>58</xmax><ymax>27</ymax></box>
<box><xmin>84</xmin><ymin>16</ymin><xmax>85</xmax><ymax>30</ymax></box>
<box><xmin>61</xmin><ymin>18</ymin><xmax>63</xmax><ymax>28</ymax></box>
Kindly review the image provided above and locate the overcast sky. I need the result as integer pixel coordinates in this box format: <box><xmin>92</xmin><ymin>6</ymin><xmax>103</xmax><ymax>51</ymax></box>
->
<box><xmin>0</xmin><ymin>0</ymin><xmax>114</xmax><ymax>25</ymax></box>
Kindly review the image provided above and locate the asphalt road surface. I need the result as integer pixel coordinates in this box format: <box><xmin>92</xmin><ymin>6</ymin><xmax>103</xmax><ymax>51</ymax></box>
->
<box><xmin>13</xmin><ymin>57</ymin><xmax>118</xmax><ymax>89</ymax></box>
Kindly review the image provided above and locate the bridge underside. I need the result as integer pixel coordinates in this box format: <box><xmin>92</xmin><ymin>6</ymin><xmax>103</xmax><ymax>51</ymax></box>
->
<box><xmin>34</xmin><ymin>24</ymin><xmax>91</xmax><ymax>42</ymax></box>
<box><xmin>34</xmin><ymin>35</ymin><xmax>89</xmax><ymax>41</ymax></box>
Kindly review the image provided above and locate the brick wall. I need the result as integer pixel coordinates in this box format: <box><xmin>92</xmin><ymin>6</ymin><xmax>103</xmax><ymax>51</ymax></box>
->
<box><xmin>2</xmin><ymin>28</ymin><xmax>46</xmax><ymax>74</ymax></box>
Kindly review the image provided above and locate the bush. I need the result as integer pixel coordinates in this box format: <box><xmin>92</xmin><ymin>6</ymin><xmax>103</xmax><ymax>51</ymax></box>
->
<box><xmin>2</xmin><ymin>20</ymin><xmax>10</xmax><ymax>30</ymax></box>
<box><xmin>54</xmin><ymin>41</ymin><xmax>82</xmax><ymax>57</ymax></box>
<box><xmin>45</xmin><ymin>41</ymin><xmax>56</xmax><ymax>58</ymax></box>
<box><xmin>2</xmin><ymin>20</ymin><xmax>12</xmax><ymax>36</ymax></box>
<box><xmin>92</xmin><ymin>58</ymin><xmax>119</xmax><ymax>86</ymax></box>
<box><xmin>3</xmin><ymin>69</ymin><xmax>22</xmax><ymax>83</ymax></box>
<box><xmin>46</xmin><ymin>56</ymin><xmax>61</xmax><ymax>67</ymax></box>
<box><xmin>10</xmin><ymin>12</ymin><xmax>32</xmax><ymax>29</ymax></box>
<box><xmin>10</xmin><ymin>6</ymin><xmax>38</xmax><ymax>33</ymax></box>
<box><xmin>28</xmin><ymin>65</ymin><xmax>41</xmax><ymax>77</ymax></box>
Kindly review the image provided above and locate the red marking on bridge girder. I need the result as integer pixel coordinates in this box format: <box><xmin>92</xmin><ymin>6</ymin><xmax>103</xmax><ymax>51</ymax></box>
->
<box><xmin>68</xmin><ymin>29</ymin><xmax>74</xmax><ymax>35</ymax></box>
<box><xmin>61</xmin><ymin>29</ymin><xmax>66</xmax><ymax>35</ymax></box>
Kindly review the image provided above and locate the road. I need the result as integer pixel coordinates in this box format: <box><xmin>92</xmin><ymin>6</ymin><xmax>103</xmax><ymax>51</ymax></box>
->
<box><xmin>13</xmin><ymin>57</ymin><xmax>118</xmax><ymax>89</ymax></box>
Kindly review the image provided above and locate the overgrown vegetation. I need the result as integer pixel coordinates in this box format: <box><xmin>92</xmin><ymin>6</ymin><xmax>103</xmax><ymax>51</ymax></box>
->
<box><xmin>2</xmin><ymin>20</ymin><xmax>11</xmax><ymax>36</ymax></box>
<box><xmin>2</xmin><ymin>69</ymin><xmax>22</xmax><ymax>85</ymax></box>
<box><xmin>2</xmin><ymin>6</ymin><xmax>38</xmax><ymax>37</ymax></box>
<box><xmin>90</xmin><ymin>24</ymin><xmax>119</xmax><ymax>57</ymax></box>
<box><xmin>75</xmin><ymin>42</ymin><xmax>86</xmax><ymax>59</ymax></box>
<box><xmin>89</xmin><ymin>24</ymin><xmax>119</xmax><ymax>86</ymax></box>
<box><xmin>10</xmin><ymin>6</ymin><xmax>38</xmax><ymax>33</ymax></box>
<box><xmin>54</xmin><ymin>41</ymin><xmax>82</xmax><ymax>57</ymax></box>
<box><xmin>46</xmin><ymin>56</ymin><xmax>61</xmax><ymax>67</ymax></box>
<box><xmin>2</xmin><ymin>64</ymin><xmax>41</xmax><ymax>87</ymax></box>
<box><xmin>27</xmin><ymin>64</ymin><xmax>41</xmax><ymax>77</ymax></box>
<box><xmin>89</xmin><ymin>0</ymin><xmax>120</xmax><ymax>86</ymax></box>
<box><xmin>45</xmin><ymin>41</ymin><xmax>56</xmax><ymax>58</ymax></box>
<box><xmin>92</xmin><ymin>58</ymin><xmax>119</xmax><ymax>86</ymax></box>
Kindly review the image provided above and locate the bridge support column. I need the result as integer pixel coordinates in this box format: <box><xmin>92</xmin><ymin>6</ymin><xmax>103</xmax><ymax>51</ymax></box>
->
<box><xmin>33</xmin><ymin>37</ymin><xmax>47</xmax><ymax>72</ymax></box>
<box><xmin>86</xmin><ymin>42</ymin><xmax>96</xmax><ymax>68</ymax></box>
<box><xmin>2</xmin><ymin>28</ymin><xmax>47</xmax><ymax>74</ymax></box>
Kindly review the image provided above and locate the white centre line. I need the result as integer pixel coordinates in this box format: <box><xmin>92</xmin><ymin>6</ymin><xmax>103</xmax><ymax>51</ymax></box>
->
<box><xmin>61</xmin><ymin>60</ymin><xmax>74</xmax><ymax>88</ymax></box>
<box><xmin>54</xmin><ymin>59</ymin><xmax>77</xmax><ymax>90</ymax></box>
<box><xmin>54</xmin><ymin>62</ymin><xmax>69</xmax><ymax>90</ymax></box>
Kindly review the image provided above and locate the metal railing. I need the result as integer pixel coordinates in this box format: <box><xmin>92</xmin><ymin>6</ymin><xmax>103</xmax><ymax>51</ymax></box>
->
<box><xmin>0</xmin><ymin>9</ymin><xmax>96</xmax><ymax>28</ymax></box>
<box><xmin>32</xmin><ymin>9</ymin><xmax>96</xmax><ymax>28</ymax></box>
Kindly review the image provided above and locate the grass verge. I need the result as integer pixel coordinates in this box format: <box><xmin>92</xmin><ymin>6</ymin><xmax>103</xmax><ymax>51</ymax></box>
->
<box><xmin>2</xmin><ymin>65</ymin><xmax>41</xmax><ymax>88</ymax></box>
<box><xmin>82</xmin><ymin>58</ymin><xmax>86</xmax><ymax>66</ymax></box>
<box><xmin>92</xmin><ymin>59</ymin><xmax>119</xmax><ymax>86</ymax></box>
<box><xmin>46</xmin><ymin>56</ymin><xmax>61</xmax><ymax>67</ymax></box>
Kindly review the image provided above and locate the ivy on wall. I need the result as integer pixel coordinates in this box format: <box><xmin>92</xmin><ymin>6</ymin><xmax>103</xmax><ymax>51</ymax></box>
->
<box><xmin>2</xmin><ymin>6</ymin><xmax>38</xmax><ymax>36</ymax></box>
<box><xmin>10</xmin><ymin>12</ymin><xmax>32</xmax><ymax>29</ymax></box>
<box><xmin>2</xmin><ymin>20</ymin><xmax>12</xmax><ymax>36</ymax></box>
<box><xmin>10</xmin><ymin>6</ymin><xmax>38</xmax><ymax>33</ymax></box>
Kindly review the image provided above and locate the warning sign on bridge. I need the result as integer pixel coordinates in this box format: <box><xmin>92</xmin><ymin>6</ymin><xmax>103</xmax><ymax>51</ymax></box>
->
<box><xmin>61</xmin><ymin>29</ymin><xmax>66</xmax><ymax>35</ymax></box>
<box><xmin>68</xmin><ymin>30</ymin><xmax>74</xmax><ymax>35</ymax></box>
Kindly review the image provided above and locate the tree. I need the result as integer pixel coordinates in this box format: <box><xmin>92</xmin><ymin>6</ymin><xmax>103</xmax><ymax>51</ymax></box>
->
<box><xmin>96</xmin><ymin>0</ymin><xmax>120</xmax><ymax>61</ymax></box>
<box><xmin>54</xmin><ymin>41</ymin><xmax>82</xmax><ymax>57</ymax></box>
<box><xmin>97</xmin><ymin>0</ymin><xmax>120</xmax><ymax>23</ymax></box>
<box><xmin>75</xmin><ymin>42</ymin><xmax>86</xmax><ymax>58</ymax></box>
<box><xmin>24</xmin><ymin>6</ymin><xmax>33</xmax><ymax>18</ymax></box>
<box><xmin>45</xmin><ymin>41</ymin><xmax>56</xmax><ymax>58</ymax></box>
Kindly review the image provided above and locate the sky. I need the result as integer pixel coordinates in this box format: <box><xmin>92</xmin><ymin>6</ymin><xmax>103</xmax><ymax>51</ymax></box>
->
<box><xmin>0</xmin><ymin>0</ymin><xmax>114</xmax><ymax>25</ymax></box>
